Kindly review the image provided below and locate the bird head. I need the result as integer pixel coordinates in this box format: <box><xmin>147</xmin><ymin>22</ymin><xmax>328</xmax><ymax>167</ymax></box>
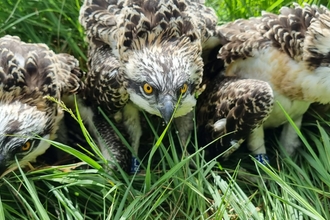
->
<box><xmin>0</xmin><ymin>101</ymin><xmax>60</xmax><ymax>174</ymax></box>
<box><xmin>123</xmin><ymin>36</ymin><xmax>204</xmax><ymax>123</ymax></box>
<box><xmin>0</xmin><ymin>35</ymin><xmax>84</xmax><ymax>175</ymax></box>
<box><xmin>78</xmin><ymin>0</ymin><xmax>218</xmax><ymax>122</ymax></box>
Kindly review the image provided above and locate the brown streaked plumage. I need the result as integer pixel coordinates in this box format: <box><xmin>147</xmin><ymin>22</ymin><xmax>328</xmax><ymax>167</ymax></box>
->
<box><xmin>197</xmin><ymin>75</ymin><xmax>274</xmax><ymax>161</ymax></box>
<box><xmin>0</xmin><ymin>35</ymin><xmax>84</xmax><ymax>175</ymax></box>
<box><xmin>59</xmin><ymin>96</ymin><xmax>132</xmax><ymax>173</ymax></box>
<box><xmin>79</xmin><ymin>0</ymin><xmax>222</xmax><ymax>163</ymax></box>
<box><xmin>209</xmin><ymin>3</ymin><xmax>330</xmax><ymax>159</ymax></box>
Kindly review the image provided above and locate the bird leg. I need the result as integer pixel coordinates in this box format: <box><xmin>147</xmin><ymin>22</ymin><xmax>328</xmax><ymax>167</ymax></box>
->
<box><xmin>60</xmin><ymin>97</ymin><xmax>132</xmax><ymax>172</ymax></box>
<box><xmin>247</xmin><ymin>125</ymin><xmax>269</xmax><ymax>164</ymax></box>
<box><xmin>92</xmin><ymin>113</ymin><xmax>131</xmax><ymax>172</ymax></box>
<box><xmin>174</xmin><ymin>111</ymin><xmax>199</xmax><ymax>168</ymax></box>
<box><xmin>279</xmin><ymin>116</ymin><xmax>303</xmax><ymax>156</ymax></box>
<box><xmin>247</xmin><ymin>126</ymin><xmax>266</xmax><ymax>155</ymax></box>
<box><xmin>122</xmin><ymin>102</ymin><xmax>142</xmax><ymax>173</ymax></box>
<box><xmin>174</xmin><ymin>111</ymin><xmax>194</xmax><ymax>148</ymax></box>
<box><xmin>122</xmin><ymin>102</ymin><xmax>142</xmax><ymax>154</ymax></box>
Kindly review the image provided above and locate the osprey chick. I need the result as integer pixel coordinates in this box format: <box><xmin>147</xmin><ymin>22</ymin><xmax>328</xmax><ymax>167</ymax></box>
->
<box><xmin>0</xmin><ymin>35</ymin><xmax>84</xmax><ymax>174</ymax></box>
<box><xmin>205</xmin><ymin>3</ymin><xmax>330</xmax><ymax>160</ymax></box>
<box><xmin>79</xmin><ymin>0</ymin><xmax>220</xmax><ymax>156</ymax></box>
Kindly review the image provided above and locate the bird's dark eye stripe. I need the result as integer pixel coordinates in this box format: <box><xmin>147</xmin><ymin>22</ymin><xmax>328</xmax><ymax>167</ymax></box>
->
<box><xmin>12</xmin><ymin>139</ymin><xmax>40</xmax><ymax>155</ymax></box>
<box><xmin>127</xmin><ymin>80</ymin><xmax>142</xmax><ymax>93</ymax></box>
<box><xmin>28</xmin><ymin>139</ymin><xmax>40</xmax><ymax>152</ymax></box>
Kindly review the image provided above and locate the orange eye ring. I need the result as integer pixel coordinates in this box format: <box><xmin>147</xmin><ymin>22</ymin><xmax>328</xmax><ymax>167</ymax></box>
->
<box><xmin>143</xmin><ymin>83</ymin><xmax>153</xmax><ymax>94</ymax></box>
<box><xmin>180</xmin><ymin>83</ymin><xmax>188</xmax><ymax>94</ymax></box>
<box><xmin>21</xmin><ymin>141</ymin><xmax>31</xmax><ymax>151</ymax></box>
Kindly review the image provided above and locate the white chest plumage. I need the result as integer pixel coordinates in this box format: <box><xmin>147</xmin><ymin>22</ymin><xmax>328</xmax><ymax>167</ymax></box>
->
<box><xmin>223</xmin><ymin>47</ymin><xmax>315</xmax><ymax>159</ymax></box>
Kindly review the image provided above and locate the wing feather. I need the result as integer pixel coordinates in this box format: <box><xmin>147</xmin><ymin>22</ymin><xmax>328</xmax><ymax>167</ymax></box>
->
<box><xmin>0</xmin><ymin>35</ymin><xmax>83</xmax><ymax>105</ymax></box>
<box><xmin>218</xmin><ymin>3</ymin><xmax>330</xmax><ymax>69</ymax></box>
<box><xmin>196</xmin><ymin>76</ymin><xmax>274</xmax><ymax>157</ymax></box>
<box><xmin>83</xmin><ymin>45</ymin><xmax>129</xmax><ymax>113</ymax></box>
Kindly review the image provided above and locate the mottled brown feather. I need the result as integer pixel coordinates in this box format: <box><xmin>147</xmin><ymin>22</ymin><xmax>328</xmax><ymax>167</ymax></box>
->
<box><xmin>218</xmin><ymin>3</ymin><xmax>330</xmax><ymax>68</ymax></box>
<box><xmin>0</xmin><ymin>35</ymin><xmax>84</xmax><ymax>172</ymax></box>
<box><xmin>0</xmin><ymin>35</ymin><xmax>84</xmax><ymax>106</ymax></box>
<box><xmin>79</xmin><ymin>0</ymin><xmax>220</xmax><ymax>114</ymax></box>
<box><xmin>197</xmin><ymin>75</ymin><xmax>274</xmax><ymax>158</ymax></box>
<box><xmin>208</xmin><ymin>3</ymin><xmax>330</xmax><ymax>160</ymax></box>
<box><xmin>0</xmin><ymin>35</ymin><xmax>84</xmax><ymax>135</ymax></box>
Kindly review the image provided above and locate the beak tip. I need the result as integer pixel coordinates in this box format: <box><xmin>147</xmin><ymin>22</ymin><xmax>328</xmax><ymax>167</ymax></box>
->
<box><xmin>163</xmin><ymin>117</ymin><xmax>171</xmax><ymax>124</ymax></box>
<box><xmin>158</xmin><ymin>106</ymin><xmax>174</xmax><ymax>124</ymax></box>
<box><xmin>158</xmin><ymin>95</ymin><xmax>176</xmax><ymax>124</ymax></box>
<box><xmin>160</xmin><ymin>110</ymin><xmax>173</xmax><ymax>124</ymax></box>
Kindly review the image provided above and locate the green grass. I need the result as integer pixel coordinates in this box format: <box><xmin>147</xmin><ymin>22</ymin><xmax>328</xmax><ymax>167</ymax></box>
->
<box><xmin>207</xmin><ymin>0</ymin><xmax>330</xmax><ymax>22</ymax></box>
<box><xmin>1</xmin><ymin>0</ymin><xmax>330</xmax><ymax>219</ymax></box>
<box><xmin>0</xmin><ymin>0</ymin><xmax>87</xmax><ymax>67</ymax></box>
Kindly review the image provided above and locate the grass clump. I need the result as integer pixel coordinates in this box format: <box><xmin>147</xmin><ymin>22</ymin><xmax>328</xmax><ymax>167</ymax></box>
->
<box><xmin>0</xmin><ymin>0</ymin><xmax>87</xmax><ymax>66</ymax></box>
<box><xmin>0</xmin><ymin>0</ymin><xmax>330</xmax><ymax>219</ymax></box>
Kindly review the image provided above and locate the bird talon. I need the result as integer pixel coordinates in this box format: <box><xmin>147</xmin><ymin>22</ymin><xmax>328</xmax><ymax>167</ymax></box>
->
<box><xmin>220</xmin><ymin>140</ymin><xmax>241</xmax><ymax>160</ymax></box>
<box><xmin>213</xmin><ymin>118</ymin><xmax>227</xmax><ymax>132</ymax></box>
<box><xmin>27</xmin><ymin>162</ymin><xmax>35</xmax><ymax>171</ymax></box>
<box><xmin>254</xmin><ymin>154</ymin><xmax>269</xmax><ymax>165</ymax></box>
<box><xmin>130</xmin><ymin>157</ymin><xmax>140</xmax><ymax>174</ymax></box>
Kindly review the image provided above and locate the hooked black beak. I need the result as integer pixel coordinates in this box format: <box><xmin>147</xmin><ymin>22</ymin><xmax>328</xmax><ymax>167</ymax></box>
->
<box><xmin>158</xmin><ymin>95</ymin><xmax>175</xmax><ymax>124</ymax></box>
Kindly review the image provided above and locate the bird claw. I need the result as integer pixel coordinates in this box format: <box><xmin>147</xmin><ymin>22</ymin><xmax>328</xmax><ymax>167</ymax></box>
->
<box><xmin>254</xmin><ymin>154</ymin><xmax>269</xmax><ymax>165</ymax></box>
<box><xmin>130</xmin><ymin>156</ymin><xmax>140</xmax><ymax>174</ymax></box>
<box><xmin>222</xmin><ymin>140</ymin><xmax>241</xmax><ymax>159</ymax></box>
<box><xmin>213</xmin><ymin>118</ymin><xmax>227</xmax><ymax>132</ymax></box>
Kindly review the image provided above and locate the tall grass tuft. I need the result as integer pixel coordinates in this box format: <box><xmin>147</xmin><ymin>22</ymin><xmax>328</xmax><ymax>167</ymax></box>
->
<box><xmin>0</xmin><ymin>0</ymin><xmax>330</xmax><ymax>219</ymax></box>
<box><xmin>0</xmin><ymin>0</ymin><xmax>87</xmax><ymax>67</ymax></box>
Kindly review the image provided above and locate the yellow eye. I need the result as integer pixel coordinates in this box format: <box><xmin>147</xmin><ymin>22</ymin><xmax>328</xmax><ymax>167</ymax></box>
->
<box><xmin>180</xmin><ymin>83</ymin><xmax>188</xmax><ymax>94</ymax></box>
<box><xmin>21</xmin><ymin>141</ymin><xmax>31</xmax><ymax>151</ymax></box>
<box><xmin>143</xmin><ymin>83</ymin><xmax>153</xmax><ymax>94</ymax></box>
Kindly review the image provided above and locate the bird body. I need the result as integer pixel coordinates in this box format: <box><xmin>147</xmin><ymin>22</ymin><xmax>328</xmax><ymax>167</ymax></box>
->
<box><xmin>224</xmin><ymin>46</ymin><xmax>330</xmax><ymax>104</ymax></box>
<box><xmin>79</xmin><ymin>0</ymin><xmax>220</xmax><ymax>158</ymax></box>
<box><xmin>0</xmin><ymin>35</ymin><xmax>84</xmax><ymax>174</ymax></box>
<box><xmin>225</xmin><ymin>46</ymin><xmax>312</xmax><ymax>128</ymax></box>
<box><xmin>204</xmin><ymin>3</ymin><xmax>330</xmax><ymax>159</ymax></box>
